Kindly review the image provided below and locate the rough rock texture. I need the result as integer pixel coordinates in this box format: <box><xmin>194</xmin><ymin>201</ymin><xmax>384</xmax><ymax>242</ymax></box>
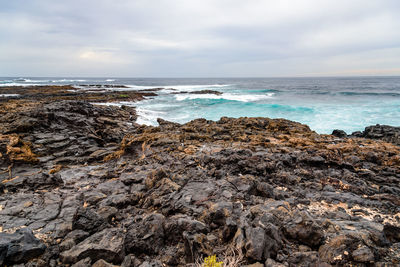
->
<box><xmin>1</xmin><ymin>90</ymin><xmax>400</xmax><ymax>266</ymax></box>
<box><xmin>358</xmin><ymin>124</ymin><xmax>400</xmax><ymax>145</ymax></box>
<box><xmin>0</xmin><ymin>228</ymin><xmax>46</xmax><ymax>265</ymax></box>
<box><xmin>0</xmin><ymin>100</ymin><xmax>137</xmax><ymax>167</ymax></box>
<box><xmin>60</xmin><ymin>228</ymin><xmax>125</xmax><ymax>264</ymax></box>
<box><xmin>0</xmin><ymin>85</ymin><xmax>156</xmax><ymax>103</ymax></box>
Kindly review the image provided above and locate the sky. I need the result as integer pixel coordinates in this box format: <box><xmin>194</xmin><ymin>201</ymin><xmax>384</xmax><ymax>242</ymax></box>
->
<box><xmin>0</xmin><ymin>0</ymin><xmax>399</xmax><ymax>77</ymax></box>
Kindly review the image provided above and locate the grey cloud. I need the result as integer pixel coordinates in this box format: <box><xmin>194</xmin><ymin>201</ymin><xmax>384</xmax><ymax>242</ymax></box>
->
<box><xmin>0</xmin><ymin>0</ymin><xmax>399</xmax><ymax>77</ymax></box>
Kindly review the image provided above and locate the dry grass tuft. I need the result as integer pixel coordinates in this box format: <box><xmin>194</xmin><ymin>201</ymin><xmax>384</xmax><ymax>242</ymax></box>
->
<box><xmin>0</xmin><ymin>134</ymin><xmax>38</xmax><ymax>163</ymax></box>
<box><xmin>192</xmin><ymin>247</ymin><xmax>244</xmax><ymax>267</ymax></box>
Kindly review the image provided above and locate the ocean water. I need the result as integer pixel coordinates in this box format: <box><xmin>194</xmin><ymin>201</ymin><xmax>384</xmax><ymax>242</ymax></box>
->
<box><xmin>1</xmin><ymin>77</ymin><xmax>400</xmax><ymax>134</ymax></box>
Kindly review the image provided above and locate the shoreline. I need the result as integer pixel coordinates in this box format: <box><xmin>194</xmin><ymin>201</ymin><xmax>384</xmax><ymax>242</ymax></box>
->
<box><xmin>1</xmin><ymin>85</ymin><xmax>400</xmax><ymax>266</ymax></box>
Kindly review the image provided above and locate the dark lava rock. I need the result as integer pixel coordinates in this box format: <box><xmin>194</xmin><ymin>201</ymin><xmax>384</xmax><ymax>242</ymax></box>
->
<box><xmin>125</xmin><ymin>213</ymin><xmax>166</xmax><ymax>255</ymax></box>
<box><xmin>383</xmin><ymin>224</ymin><xmax>400</xmax><ymax>243</ymax></box>
<box><xmin>2</xmin><ymin>172</ymin><xmax>63</xmax><ymax>191</ymax></box>
<box><xmin>72</xmin><ymin>207</ymin><xmax>108</xmax><ymax>234</ymax></box>
<box><xmin>60</xmin><ymin>230</ymin><xmax>90</xmax><ymax>252</ymax></box>
<box><xmin>60</xmin><ymin>228</ymin><xmax>125</xmax><ymax>264</ymax></box>
<box><xmin>0</xmin><ymin>228</ymin><xmax>46</xmax><ymax>265</ymax></box>
<box><xmin>283</xmin><ymin>211</ymin><xmax>324</xmax><ymax>247</ymax></box>
<box><xmin>245</xmin><ymin>226</ymin><xmax>279</xmax><ymax>261</ymax></box>
<box><xmin>352</xmin><ymin>124</ymin><xmax>400</xmax><ymax>145</ymax></box>
<box><xmin>351</xmin><ymin>246</ymin><xmax>374</xmax><ymax>263</ymax></box>
<box><xmin>92</xmin><ymin>259</ymin><xmax>119</xmax><ymax>267</ymax></box>
<box><xmin>71</xmin><ymin>257</ymin><xmax>91</xmax><ymax>267</ymax></box>
<box><xmin>138</xmin><ymin>260</ymin><xmax>163</xmax><ymax>267</ymax></box>
<box><xmin>332</xmin><ymin>129</ymin><xmax>347</xmax><ymax>138</ymax></box>
<box><xmin>191</xmin><ymin>90</ymin><xmax>223</xmax><ymax>95</ymax></box>
<box><xmin>121</xmin><ymin>254</ymin><xmax>142</xmax><ymax>267</ymax></box>
<box><xmin>2</xmin><ymin>95</ymin><xmax>400</xmax><ymax>266</ymax></box>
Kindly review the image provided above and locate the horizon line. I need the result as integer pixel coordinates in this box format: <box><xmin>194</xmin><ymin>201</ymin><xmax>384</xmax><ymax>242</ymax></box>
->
<box><xmin>1</xmin><ymin>75</ymin><xmax>400</xmax><ymax>79</ymax></box>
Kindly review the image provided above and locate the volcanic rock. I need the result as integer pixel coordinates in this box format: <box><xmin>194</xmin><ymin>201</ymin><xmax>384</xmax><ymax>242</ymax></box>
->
<box><xmin>0</xmin><ymin>228</ymin><xmax>46</xmax><ymax>265</ymax></box>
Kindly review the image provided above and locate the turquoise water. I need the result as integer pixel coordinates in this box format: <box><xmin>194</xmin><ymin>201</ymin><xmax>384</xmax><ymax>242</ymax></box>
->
<box><xmin>1</xmin><ymin>77</ymin><xmax>400</xmax><ymax>134</ymax></box>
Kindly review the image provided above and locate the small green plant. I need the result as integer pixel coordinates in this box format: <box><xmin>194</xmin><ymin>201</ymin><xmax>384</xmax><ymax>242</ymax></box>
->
<box><xmin>203</xmin><ymin>255</ymin><xmax>223</xmax><ymax>267</ymax></box>
<box><xmin>119</xmin><ymin>94</ymin><xmax>129</xmax><ymax>98</ymax></box>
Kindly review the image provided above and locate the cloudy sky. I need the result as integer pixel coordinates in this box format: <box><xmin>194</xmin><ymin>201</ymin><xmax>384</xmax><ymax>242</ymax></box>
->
<box><xmin>0</xmin><ymin>0</ymin><xmax>399</xmax><ymax>77</ymax></box>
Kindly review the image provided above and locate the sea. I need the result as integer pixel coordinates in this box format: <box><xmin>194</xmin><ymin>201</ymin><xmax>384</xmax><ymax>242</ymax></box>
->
<box><xmin>1</xmin><ymin>77</ymin><xmax>400</xmax><ymax>134</ymax></box>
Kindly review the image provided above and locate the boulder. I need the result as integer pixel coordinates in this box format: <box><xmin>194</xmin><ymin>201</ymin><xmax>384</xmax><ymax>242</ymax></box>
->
<box><xmin>383</xmin><ymin>224</ymin><xmax>400</xmax><ymax>243</ymax></box>
<box><xmin>121</xmin><ymin>254</ymin><xmax>142</xmax><ymax>267</ymax></box>
<box><xmin>125</xmin><ymin>213</ymin><xmax>165</xmax><ymax>255</ymax></box>
<box><xmin>283</xmin><ymin>211</ymin><xmax>324</xmax><ymax>247</ymax></box>
<box><xmin>92</xmin><ymin>259</ymin><xmax>119</xmax><ymax>267</ymax></box>
<box><xmin>0</xmin><ymin>228</ymin><xmax>46</xmax><ymax>265</ymax></box>
<box><xmin>72</xmin><ymin>207</ymin><xmax>108</xmax><ymax>234</ymax></box>
<box><xmin>352</xmin><ymin>246</ymin><xmax>374</xmax><ymax>263</ymax></box>
<box><xmin>60</xmin><ymin>228</ymin><xmax>125</xmax><ymax>264</ymax></box>
<box><xmin>245</xmin><ymin>226</ymin><xmax>278</xmax><ymax>261</ymax></box>
<box><xmin>331</xmin><ymin>129</ymin><xmax>347</xmax><ymax>138</ymax></box>
<box><xmin>319</xmin><ymin>235</ymin><xmax>355</xmax><ymax>265</ymax></box>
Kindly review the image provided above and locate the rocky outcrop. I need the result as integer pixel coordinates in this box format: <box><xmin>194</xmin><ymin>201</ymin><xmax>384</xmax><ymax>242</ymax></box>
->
<box><xmin>190</xmin><ymin>90</ymin><xmax>223</xmax><ymax>95</ymax></box>
<box><xmin>354</xmin><ymin>124</ymin><xmax>400</xmax><ymax>145</ymax></box>
<box><xmin>0</xmin><ymin>85</ymin><xmax>156</xmax><ymax>103</ymax></box>
<box><xmin>1</xmin><ymin>92</ymin><xmax>400</xmax><ymax>266</ymax></box>
<box><xmin>332</xmin><ymin>124</ymin><xmax>400</xmax><ymax>145</ymax></box>
<box><xmin>0</xmin><ymin>100</ymin><xmax>137</xmax><ymax>167</ymax></box>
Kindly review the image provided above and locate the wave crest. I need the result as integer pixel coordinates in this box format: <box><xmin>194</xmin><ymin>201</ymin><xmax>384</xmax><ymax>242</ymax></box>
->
<box><xmin>175</xmin><ymin>93</ymin><xmax>274</xmax><ymax>102</ymax></box>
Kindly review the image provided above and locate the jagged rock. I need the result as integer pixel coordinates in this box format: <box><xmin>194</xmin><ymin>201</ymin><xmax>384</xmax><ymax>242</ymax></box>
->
<box><xmin>283</xmin><ymin>211</ymin><xmax>324</xmax><ymax>247</ymax></box>
<box><xmin>332</xmin><ymin>129</ymin><xmax>347</xmax><ymax>138</ymax></box>
<box><xmin>191</xmin><ymin>90</ymin><xmax>223</xmax><ymax>95</ymax></box>
<box><xmin>92</xmin><ymin>259</ymin><xmax>119</xmax><ymax>267</ymax></box>
<box><xmin>59</xmin><ymin>230</ymin><xmax>90</xmax><ymax>252</ymax></box>
<box><xmin>138</xmin><ymin>260</ymin><xmax>163</xmax><ymax>267</ymax></box>
<box><xmin>125</xmin><ymin>213</ymin><xmax>165</xmax><ymax>255</ymax></box>
<box><xmin>360</xmin><ymin>124</ymin><xmax>400</xmax><ymax>145</ymax></box>
<box><xmin>121</xmin><ymin>254</ymin><xmax>142</xmax><ymax>267</ymax></box>
<box><xmin>1</xmin><ymin>94</ymin><xmax>400</xmax><ymax>266</ymax></box>
<box><xmin>2</xmin><ymin>172</ymin><xmax>63</xmax><ymax>191</ymax></box>
<box><xmin>318</xmin><ymin>235</ymin><xmax>356</xmax><ymax>265</ymax></box>
<box><xmin>383</xmin><ymin>224</ymin><xmax>400</xmax><ymax>243</ymax></box>
<box><xmin>352</xmin><ymin>246</ymin><xmax>374</xmax><ymax>263</ymax></box>
<box><xmin>164</xmin><ymin>214</ymin><xmax>208</xmax><ymax>242</ymax></box>
<box><xmin>0</xmin><ymin>228</ymin><xmax>46</xmax><ymax>265</ymax></box>
<box><xmin>265</xmin><ymin>258</ymin><xmax>286</xmax><ymax>267</ymax></box>
<box><xmin>256</xmin><ymin>182</ymin><xmax>275</xmax><ymax>198</ymax></box>
<box><xmin>71</xmin><ymin>257</ymin><xmax>91</xmax><ymax>267</ymax></box>
<box><xmin>72</xmin><ymin>207</ymin><xmax>108</xmax><ymax>234</ymax></box>
<box><xmin>60</xmin><ymin>228</ymin><xmax>125</xmax><ymax>264</ymax></box>
<box><xmin>245</xmin><ymin>227</ymin><xmax>267</xmax><ymax>261</ymax></box>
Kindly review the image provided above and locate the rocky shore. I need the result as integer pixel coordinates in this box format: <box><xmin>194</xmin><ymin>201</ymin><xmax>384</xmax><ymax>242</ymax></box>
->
<box><xmin>1</xmin><ymin>86</ymin><xmax>400</xmax><ymax>266</ymax></box>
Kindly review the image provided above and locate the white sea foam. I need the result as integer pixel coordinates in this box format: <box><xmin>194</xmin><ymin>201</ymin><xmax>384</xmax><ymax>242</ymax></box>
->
<box><xmin>0</xmin><ymin>94</ymin><xmax>20</xmax><ymax>97</ymax></box>
<box><xmin>92</xmin><ymin>101</ymin><xmax>138</xmax><ymax>107</ymax></box>
<box><xmin>136</xmin><ymin>107</ymin><xmax>166</xmax><ymax>125</ymax></box>
<box><xmin>54</xmin><ymin>79</ymin><xmax>87</xmax><ymax>82</ymax></box>
<box><xmin>165</xmin><ymin>84</ymin><xmax>231</xmax><ymax>91</ymax></box>
<box><xmin>0</xmin><ymin>82</ymin><xmax>39</xmax><ymax>87</ymax></box>
<box><xmin>73</xmin><ymin>85</ymin><xmax>129</xmax><ymax>91</ymax></box>
<box><xmin>106</xmin><ymin>79</ymin><xmax>115</xmax><ymax>82</ymax></box>
<box><xmin>175</xmin><ymin>93</ymin><xmax>274</xmax><ymax>102</ymax></box>
<box><xmin>8</xmin><ymin>78</ymin><xmax>58</xmax><ymax>83</ymax></box>
<box><xmin>92</xmin><ymin>102</ymin><xmax>122</xmax><ymax>107</ymax></box>
<box><xmin>125</xmin><ymin>84</ymin><xmax>231</xmax><ymax>91</ymax></box>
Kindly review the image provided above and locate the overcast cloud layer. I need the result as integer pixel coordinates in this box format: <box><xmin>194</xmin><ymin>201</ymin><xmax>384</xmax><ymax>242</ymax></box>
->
<box><xmin>0</xmin><ymin>0</ymin><xmax>399</xmax><ymax>77</ymax></box>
